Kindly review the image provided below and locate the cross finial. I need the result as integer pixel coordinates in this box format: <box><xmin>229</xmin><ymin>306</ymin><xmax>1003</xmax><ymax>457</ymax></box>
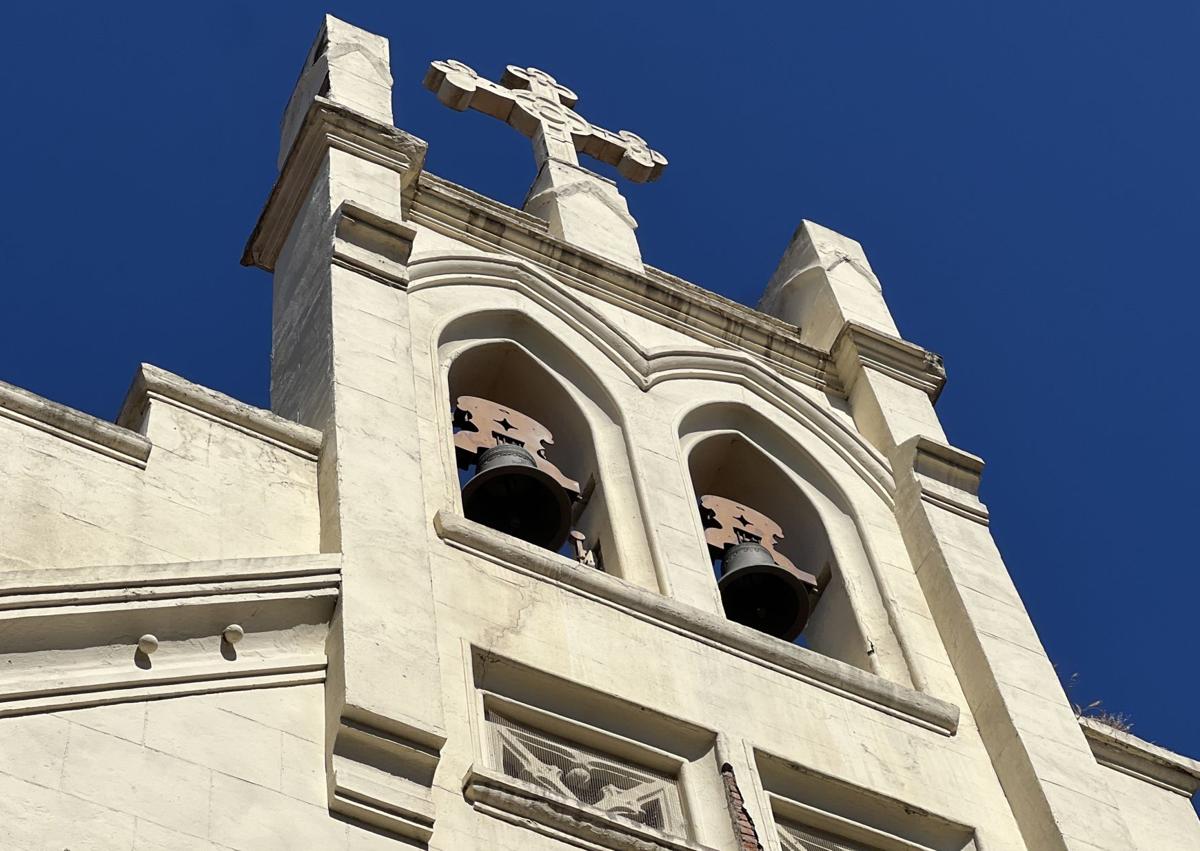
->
<box><xmin>423</xmin><ymin>60</ymin><xmax>667</xmax><ymax>183</ymax></box>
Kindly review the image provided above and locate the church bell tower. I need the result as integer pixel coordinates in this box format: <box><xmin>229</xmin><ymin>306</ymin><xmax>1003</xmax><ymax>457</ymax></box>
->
<box><xmin>1</xmin><ymin>12</ymin><xmax>1196</xmax><ymax>851</ymax></box>
<box><xmin>236</xmin><ymin>15</ymin><xmax>1200</xmax><ymax>850</ymax></box>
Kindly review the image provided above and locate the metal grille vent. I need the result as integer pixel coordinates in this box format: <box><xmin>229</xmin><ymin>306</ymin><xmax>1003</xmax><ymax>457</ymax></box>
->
<box><xmin>778</xmin><ymin>819</ymin><xmax>880</xmax><ymax>851</ymax></box>
<box><xmin>483</xmin><ymin>709</ymin><xmax>687</xmax><ymax>839</ymax></box>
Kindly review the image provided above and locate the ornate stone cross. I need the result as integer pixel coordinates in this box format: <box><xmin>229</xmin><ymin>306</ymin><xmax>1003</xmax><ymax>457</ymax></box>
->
<box><xmin>422</xmin><ymin>60</ymin><xmax>667</xmax><ymax>270</ymax></box>
<box><xmin>423</xmin><ymin>61</ymin><xmax>667</xmax><ymax>183</ymax></box>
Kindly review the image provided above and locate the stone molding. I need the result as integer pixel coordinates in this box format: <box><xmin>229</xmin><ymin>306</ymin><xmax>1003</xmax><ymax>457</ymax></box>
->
<box><xmin>464</xmin><ymin>766</ymin><xmax>717</xmax><ymax>851</ymax></box>
<box><xmin>0</xmin><ymin>364</ymin><xmax>321</xmax><ymax>471</ymax></box>
<box><xmin>0</xmin><ymin>553</ymin><xmax>339</xmax><ymax>717</ymax></box>
<box><xmin>331</xmin><ymin>712</ymin><xmax>443</xmax><ymax>842</ymax></box>
<box><xmin>119</xmin><ymin>363</ymin><xmax>323</xmax><ymax>461</ymax></box>
<box><xmin>434</xmin><ymin>511</ymin><xmax>960</xmax><ymax>736</ymax></box>
<box><xmin>895</xmin><ymin>435</ymin><xmax>990</xmax><ymax>526</ymax></box>
<box><xmin>242</xmin><ymin>96</ymin><xmax>428</xmax><ymax>272</ymax></box>
<box><xmin>412</xmin><ymin>173</ymin><xmax>846</xmax><ymax>393</ymax></box>
<box><xmin>832</xmin><ymin>321</ymin><xmax>947</xmax><ymax>402</ymax></box>
<box><xmin>767</xmin><ymin>792</ymin><xmax>973</xmax><ymax>851</ymax></box>
<box><xmin>0</xmin><ymin>552</ymin><xmax>340</xmax><ymax>607</ymax></box>
<box><xmin>757</xmin><ymin>749</ymin><xmax>979</xmax><ymax>851</ymax></box>
<box><xmin>239</xmin><ymin>94</ymin><xmax>948</xmax><ymax>415</ymax></box>
<box><xmin>0</xmin><ymin>377</ymin><xmax>151</xmax><ymax>468</ymax></box>
<box><xmin>410</xmin><ymin>254</ymin><xmax>896</xmax><ymax>505</ymax></box>
<box><xmin>331</xmin><ymin>200</ymin><xmax>419</xmax><ymax>289</ymax></box>
<box><xmin>1081</xmin><ymin>717</ymin><xmax>1200</xmax><ymax>797</ymax></box>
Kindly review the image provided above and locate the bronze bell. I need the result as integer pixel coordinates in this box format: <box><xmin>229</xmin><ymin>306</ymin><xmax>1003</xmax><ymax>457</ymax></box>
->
<box><xmin>700</xmin><ymin>495</ymin><xmax>820</xmax><ymax>641</ymax></box>
<box><xmin>461</xmin><ymin>443</ymin><xmax>573</xmax><ymax>550</ymax></box>
<box><xmin>718</xmin><ymin>541</ymin><xmax>813</xmax><ymax>641</ymax></box>
<box><xmin>454</xmin><ymin>397</ymin><xmax>580</xmax><ymax>552</ymax></box>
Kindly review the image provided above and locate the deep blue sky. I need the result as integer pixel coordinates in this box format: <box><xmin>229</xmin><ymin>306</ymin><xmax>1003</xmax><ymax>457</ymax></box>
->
<box><xmin>2</xmin><ymin>3</ymin><xmax>1196</xmax><ymax>763</ymax></box>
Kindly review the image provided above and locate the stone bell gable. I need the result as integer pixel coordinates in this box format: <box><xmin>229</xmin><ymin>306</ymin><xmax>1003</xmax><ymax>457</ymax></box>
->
<box><xmin>1</xmin><ymin>13</ymin><xmax>1198</xmax><ymax>851</ymax></box>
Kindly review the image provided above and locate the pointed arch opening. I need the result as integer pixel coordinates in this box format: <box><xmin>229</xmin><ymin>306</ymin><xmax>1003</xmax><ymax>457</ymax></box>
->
<box><xmin>681</xmin><ymin>404</ymin><xmax>875</xmax><ymax>671</ymax></box>
<box><xmin>438</xmin><ymin>310</ymin><xmax>655</xmax><ymax>588</ymax></box>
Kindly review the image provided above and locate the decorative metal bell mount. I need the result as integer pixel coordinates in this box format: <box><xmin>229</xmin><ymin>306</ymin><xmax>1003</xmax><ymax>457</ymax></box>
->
<box><xmin>454</xmin><ymin>396</ymin><xmax>581</xmax><ymax>551</ymax></box>
<box><xmin>699</xmin><ymin>495</ymin><xmax>820</xmax><ymax>642</ymax></box>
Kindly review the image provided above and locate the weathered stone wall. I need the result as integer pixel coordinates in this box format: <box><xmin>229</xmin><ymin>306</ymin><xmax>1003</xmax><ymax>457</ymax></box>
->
<box><xmin>0</xmin><ymin>685</ymin><xmax>401</xmax><ymax>850</ymax></box>
<box><xmin>0</xmin><ymin>368</ymin><xmax>321</xmax><ymax>571</ymax></box>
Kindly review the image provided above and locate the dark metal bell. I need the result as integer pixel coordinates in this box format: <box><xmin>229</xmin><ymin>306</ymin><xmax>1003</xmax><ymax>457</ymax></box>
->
<box><xmin>461</xmin><ymin>443</ymin><xmax>572</xmax><ymax>551</ymax></box>
<box><xmin>718</xmin><ymin>541</ymin><xmax>813</xmax><ymax>641</ymax></box>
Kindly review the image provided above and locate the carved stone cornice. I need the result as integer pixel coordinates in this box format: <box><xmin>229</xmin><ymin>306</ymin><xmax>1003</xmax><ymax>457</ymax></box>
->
<box><xmin>411</xmin><ymin>173</ymin><xmax>841</xmax><ymax>394</ymax></box>
<box><xmin>240</xmin><ymin>98</ymin><xmax>953</xmax><ymax>411</ymax></box>
<box><xmin>0</xmin><ymin>554</ymin><xmax>340</xmax><ymax>717</ymax></box>
<box><xmin>1080</xmin><ymin>717</ymin><xmax>1200</xmax><ymax>798</ymax></box>
<box><xmin>0</xmin><ymin>377</ymin><xmax>151</xmax><ymax>468</ymax></box>
<box><xmin>119</xmin><ymin>363</ymin><xmax>323</xmax><ymax>461</ymax></box>
<box><xmin>832</xmin><ymin>321</ymin><xmax>947</xmax><ymax>402</ymax></box>
<box><xmin>241</xmin><ymin>97</ymin><xmax>428</xmax><ymax>272</ymax></box>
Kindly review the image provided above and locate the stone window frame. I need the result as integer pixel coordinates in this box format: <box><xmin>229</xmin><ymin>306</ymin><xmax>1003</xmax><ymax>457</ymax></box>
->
<box><xmin>675</xmin><ymin>402</ymin><xmax>912</xmax><ymax>684</ymax></box>
<box><xmin>769</xmin><ymin>792</ymin><xmax>924</xmax><ymax>851</ymax></box>
<box><xmin>754</xmin><ymin>748</ymin><xmax>979</xmax><ymax>851</ymax></box>
<box><xmin>462</xmin><ymin>690</ymin><xmax>721</xmax><ymax>851</ymax></box>
<box><xmin>433</xmin><ymin>314</ymin><xmax>661</xmax><ymax>592</ymax></box>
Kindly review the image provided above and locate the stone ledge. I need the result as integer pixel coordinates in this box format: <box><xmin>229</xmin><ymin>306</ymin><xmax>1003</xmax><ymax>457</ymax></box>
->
<box><xmin>896</xmin><ymin>436</ymin><xmax>989</xmax><ymax>527</ymax></box>
<box><xmin>434</xmin><ymin>511</ymin><xmax>959</xmax><ymax>736</ymax></box>
<box><xmin>766</xmin><ymin>790</ymin><xmax>976</xmax><ymax>851</ymax></box>
<box><xmin>758</xmin><ymin>747</ymin><xmax>979</xmax><ymax>850</ymax></box>
<box><xmin>0</xmin><ymin>378</ymin><xmax>151</xmax><ymax>468</ymax></box>
<box><xmin>0</xmin><ymin>657</ymin><xmax>327</xmax><ymax>720</ymax></box>
<box><xmin>1081</xmin><ymin>716</ymin><xmax>1200</xmax><ymax>798</ymax></box>
<box><xmin>832</xmin><ymin>322</ymin><xmax>947</xmax><ymax>402</ymax></box>
<box><xmin>465</xmin><ymin>766</ymin><xmax>716</xmax><ymax>851</ymax></box>
<box><xmin>0</xmin><ymin>554</ymin><xmax>339</xmax><ymax>717</ymax></box>
<box><xmin>118</xmin><ymin>363</ymin><xmax>323</xmax><ymax>461</ymax></box>
<box><xmin>0</xmin><ymin>552</ymin><xmax>341</xmax><ymax>609</ymax></box>
<box><xmin>331</xmin><ymin>199</ymin><xmax>419</xmax><ymax>289</ymax></box>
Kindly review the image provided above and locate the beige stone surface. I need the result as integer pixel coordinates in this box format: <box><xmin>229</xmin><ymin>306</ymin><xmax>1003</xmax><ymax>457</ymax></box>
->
<box><xmin>0</xmin><ymin>687</ymin><xmax>391</xmax><ymax>850</ymax></box>
<box><xmin>0</xmin><ymin>367</ymin><xmax>321</xmax><ymax>571</ymax></box>
<box><xmin>1</xmin><ymin>13</ymin><xmax>1195</xmax><ymax>851</ymax></box>
<box><xmin>758</xmin><ymin>220</ymin><xmax>900</xmax><ymax>351</ymax></box>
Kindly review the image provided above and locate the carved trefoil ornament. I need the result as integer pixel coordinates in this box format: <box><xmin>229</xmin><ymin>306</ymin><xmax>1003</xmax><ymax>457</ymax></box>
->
<box><xmin>483</xmin><ymin>709</ymin><xmax>689</xmax><ymax>841</ymax></box>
